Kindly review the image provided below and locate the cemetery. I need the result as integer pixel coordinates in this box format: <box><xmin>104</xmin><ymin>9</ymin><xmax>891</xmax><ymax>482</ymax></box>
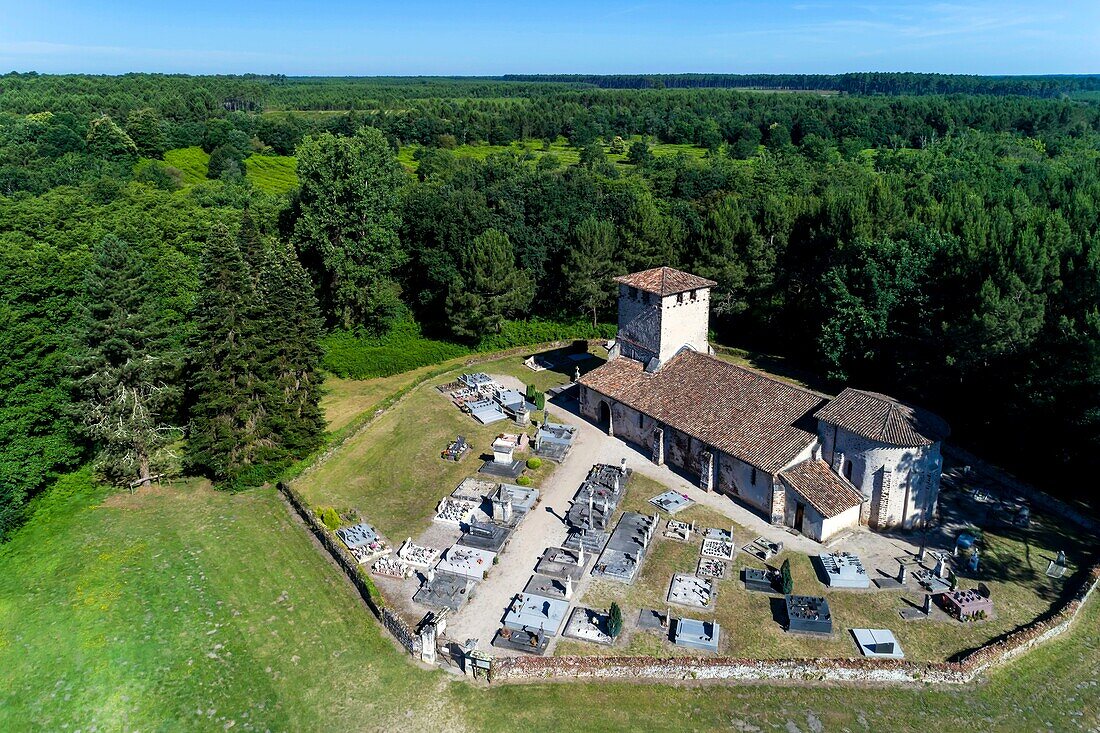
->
<box><xmin>290</xmin><ymin>348</ymin><xmax>1096</xmax><ymax>675</ymax></box>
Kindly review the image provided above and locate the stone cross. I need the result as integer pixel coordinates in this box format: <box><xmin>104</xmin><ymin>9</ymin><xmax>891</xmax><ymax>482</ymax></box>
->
<box><xmin>898</xmin><ymin>565</ymin><xmax>907</xmax><ymax>584</ymax></box>
<box><xmin>923</xmin><ymin>594</ymin><xmax>932</xmax><ymax>615</ymax></box>
<box><xmin>574</xmin><ymin>366</ymin><xmax>581</xmax><ymax>383</ymax></box>
<box><xmin>1056</xmin><ymin>550</ymin><xmax>1067</xmax><ymax>566</ymax></box>
<box><xmin>564</xmin><ymin>574</ymin><xmax>573</xmax><ymax>600</ymax></box>
<box><xmin>576</xmin><ymin>544</ymin><xmax>585</xmax><ymax>566</ymax></box>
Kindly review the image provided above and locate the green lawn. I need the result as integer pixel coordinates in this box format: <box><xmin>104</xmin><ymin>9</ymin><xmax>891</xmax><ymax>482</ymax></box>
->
<box><xmin>296</xmin><ymin>352</ymin><xmax>587</xmax><ymax>539</ymax></box>
<box><xmin>162</xmin><ymin>146</ymin><xmax>211</xmax><ymax>185</ymax></box>
<box><xmin>2</xmin><ymin>466</ymin><xmax>1097</xmax><ymax>732</ymax></box>
<box><xmin>244</xmin><ymin>154</ymin><xmax>298</xmax><ymax>195</ymax></box>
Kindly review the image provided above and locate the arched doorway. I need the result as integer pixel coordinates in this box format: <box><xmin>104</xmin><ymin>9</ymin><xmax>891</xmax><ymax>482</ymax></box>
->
<box><xmin>598</xmin><ymin>401</ymin><xmax>613</xmax><ymax>435</ymax></box>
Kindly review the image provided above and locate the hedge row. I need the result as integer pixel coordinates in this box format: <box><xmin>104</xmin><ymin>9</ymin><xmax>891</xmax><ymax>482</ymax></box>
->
<box><xmin>321</xmin><ymin>317</ymin><xmax>615</xmax><ymax>380</ymax></box>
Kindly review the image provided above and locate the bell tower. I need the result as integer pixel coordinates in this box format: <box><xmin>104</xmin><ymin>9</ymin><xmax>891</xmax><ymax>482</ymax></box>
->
<box><xmin>612</xmin><ymin>267</ymin><xmax>716</xmax><ymax>371</ymax></box>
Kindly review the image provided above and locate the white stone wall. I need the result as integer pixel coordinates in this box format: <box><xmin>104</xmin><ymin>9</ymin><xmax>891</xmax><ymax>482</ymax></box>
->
<box><xmin>717</xmin><ymin>453</ymin><xmax>771</xmax><ymax>515</ymax></box>
<box><xmin>616</xmin><ymin>285</ymin><xmax>662</xmax><ymax>363</ymax></box>
<box><xmin>820</xmin><ymin>503</ymin><xmax>862</xmax><ymax>541</ymax></box>
<box><xmin>655</xmin><ymin>288</ymin><xmax>710</xmax><ymax>364</ymax></box>
<box><xmin>783</xmin><ymin>493</ymin><xmax>826</xmax><ymax>541</ymax></box>
<box><xmin>819</xmin><ymin>422</ymin><xmax>943</xmax><ymax>529</ymax></box>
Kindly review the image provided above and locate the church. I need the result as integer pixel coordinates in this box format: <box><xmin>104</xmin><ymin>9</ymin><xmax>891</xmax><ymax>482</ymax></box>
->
<box><xmin>577</xmin><ymin>266</ymin><xmax>949</xmax><ymax>542</ymax></box>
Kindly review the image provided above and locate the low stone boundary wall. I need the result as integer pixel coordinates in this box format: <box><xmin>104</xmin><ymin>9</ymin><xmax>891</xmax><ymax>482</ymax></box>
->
<box><xmin>494</xmin><ymin>564</ymin><xmax>1100</xmax><ymax>685</ymax></box>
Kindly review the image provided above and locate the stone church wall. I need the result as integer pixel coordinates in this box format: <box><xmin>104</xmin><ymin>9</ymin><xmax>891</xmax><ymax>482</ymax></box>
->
<box><xmin>819</xmin><ymin>422</ymin><xmax>942</xmax><ymax>529</ymax></box>
<box><xmin>655</xmin><ymin>288</ymin><xmax>710</xmax><ymax>364</ymax></box>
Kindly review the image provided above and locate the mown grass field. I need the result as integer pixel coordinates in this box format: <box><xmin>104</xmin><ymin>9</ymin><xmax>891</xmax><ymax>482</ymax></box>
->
<box><xmin>162</xmin><ymin>146</ymin><xmax>210</xmax><ymax>185</ymax></box>
<box><xmin>244</xmin><ymin>154</ymin><xmax>298</xmax><ymax>195</ymax></box>
<box><xmin>156</xmin><ymin>148</ymin><xmax>298</xmax><ymax>194</ymax></box>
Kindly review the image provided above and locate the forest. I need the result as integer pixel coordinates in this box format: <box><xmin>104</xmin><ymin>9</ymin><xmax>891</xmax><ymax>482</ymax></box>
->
<box><xmin>0</xmin><ymin>72</ymin><xmax>1097</xmax><ymax>541</ymax></box>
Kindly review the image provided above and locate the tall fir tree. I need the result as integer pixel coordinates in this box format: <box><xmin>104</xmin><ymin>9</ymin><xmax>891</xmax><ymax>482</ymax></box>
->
<box><xmin>255</xmin><ymin>239</ymin><xmax>326</xmax><ymax>457</ymax></box>
<box><xmin>73</xmin><ymin>235</ymin><xmax>180</xmax><ymax>488</ymax></box>
<box><xmin>187</xmin><ymin>216</ymin><xmax>326</xmax><ymax>486</ymax></box>
<box><xmin>185</xmin><ymin>223</ymin><xmax>273</xmax><ymax>484</ymax></box>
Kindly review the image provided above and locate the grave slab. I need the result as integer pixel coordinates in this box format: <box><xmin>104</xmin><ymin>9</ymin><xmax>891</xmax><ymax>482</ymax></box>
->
<box><xmin>852</xmin><ymin>628</ymin><xmax>905</xmax><ymax>659</ymax></box>
<box><xmin>785</xmin><ymin>595</ymin><xmax>833</xmax><ymax>635</ymax></box>
<box><xmin>413</xmin><ymin>571</ymin><xmax>477</xmax><ymax>611</ymax></box>
<box><xmin>523</xmin><ymin>574</ymin><xmax>572</xmax><ymax>601</ymax></box>
<box><xmin>562</xmin><ymin>607</ymin><xmax>614</xmax><ymax>645</ymax></box>
<box><xmin>667</xmin><ymin>573</ymin><xmax>716</xmax><ymax>609</ymax></box>
<box><xmin>649</xmin><ymin>490</ymin><xmax>694</xmax><ymax>515</ymax></box>
<box><xmin>817</xmin><ymin>552</ymin><xmax>870</xmax><ymax>589</ymax></box>
<box><xmin>503</xmin><ymin>592</ymin><xmax>569</xmax><ymax>636</ymax></box>
<box><xmin>536</xmin><ymin>546</ymin><xmax>588</xmax><ymax>580</ymax></box>
<box><xmin>457</xmin><ymin>521</ymin><xmax>512</xmax><ymax>553</ymax></box>
<box><xmin>674</xmin><ymin>617</ymin><xmax>720</xmax><ymax>652</ymax></box>
<box><xmin>592</xmin><ymin>512</ymin><xmax>657</xmax><ymax>584</ymax></box>
<box><xmin>435</xmin><ymin>545</ymin><xmax>496</xmax><ymax>580</ymax></box>
<box><xmin>742</xmin><ymin>567</ymin><xmax>776</xmax><ymax>593</ymax></box>
<box><xmin>696</xmin><ymin>557</ymin><xmax>728</xmax><ymax>579</ymax></box>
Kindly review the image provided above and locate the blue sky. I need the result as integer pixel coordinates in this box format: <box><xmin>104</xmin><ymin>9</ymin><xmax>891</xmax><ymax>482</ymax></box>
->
<box><xmin>1</xmin><ymin>1</ymin><xmax>1097</xmax><ymax>75</ymax></box>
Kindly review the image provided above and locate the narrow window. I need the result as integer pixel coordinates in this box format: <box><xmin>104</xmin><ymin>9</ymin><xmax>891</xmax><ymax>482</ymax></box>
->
<box><xmin>844</xmin><ymin>461</ymin><xmax>853</xmax><ymax>480</ymax></box>
<box><xmin>629</xmin><ymin>286</ymin><xmax>638</xmax><ymax>300</ymax></box>
<box><xmin>690</xmin><ymin>289</ymin><xmax>698</xmax><ymax>301</ymax></box>
<box><xmin>638</xmin><ymin>412</ymin><xmax>644</xmax><ymax>429</ymax></box>
<box><xmin>750</xmin><ymin>467</ymin><xmax>757</xmax><ymax>485</ymax></box>
<box><xmin>677</xmin><ymin>292</ymin><xmax>684</xmax><ymax>304</ymax></box>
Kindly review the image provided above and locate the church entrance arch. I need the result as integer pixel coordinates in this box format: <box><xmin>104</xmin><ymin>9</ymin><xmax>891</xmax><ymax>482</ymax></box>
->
<box><xmin>598</xmin><ymin>401</ymin><xmax>613</xmax><ymax>435</ymax></box>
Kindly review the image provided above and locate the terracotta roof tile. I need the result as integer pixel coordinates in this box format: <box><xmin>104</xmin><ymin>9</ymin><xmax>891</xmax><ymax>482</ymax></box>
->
<box><xmin>814</xmin><ymin>388</ymin><xmax>949</xmax><ymax>448</ymax></box>
<box><xmin>779</xmin><ymin>459</ymin><xmax>864</xmax><ymax>519</ymax></box>
<box><xmin>579</xmin><ymin>350</ymin><xmax>825</xmax><ymax>474</ymax></box>
<box><xmin>614</xmin><ymin>267</ymin><xmax>717</xmax><ymax>297</ymax></box>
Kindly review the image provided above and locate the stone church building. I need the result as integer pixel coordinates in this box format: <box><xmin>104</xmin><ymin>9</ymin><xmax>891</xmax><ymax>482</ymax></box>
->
<box><xmin>578</xmin><ymin>266</ymin><xmax>949</xmax><ymax>542</ymax></box>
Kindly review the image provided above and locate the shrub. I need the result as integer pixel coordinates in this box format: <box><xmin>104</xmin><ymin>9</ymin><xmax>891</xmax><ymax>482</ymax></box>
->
<box><xmin>780</xmin><ymin>559</ymin><xmax>794</xmax><ymax>595</ymax></box>
<box><xmin>320</xmin><ymin>506</ymin><xmax>340</xmax><ymax>530</ymax></box>
<box><xmin>526</xmin><ymin>457</ymin><xmax>542</xmax><ymax>470</ymax></box>
<box><xmin>516</xmin><ymin>476</ymin><xmax>533</xmax><ymax>487</ymax></box>
<box><xmin>534</xmin><ymin>391</ymin><xmax>546</xmax><ymax>411</ymax></box>
<box><xmin>608</xmin><ymin>602</ymin><xmax>623</xmax><ymax>638</ymax></box>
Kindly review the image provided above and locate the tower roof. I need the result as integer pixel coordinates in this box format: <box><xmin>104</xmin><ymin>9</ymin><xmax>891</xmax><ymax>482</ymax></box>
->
<box><xmin>614</xmin><ymin>267</ymin><xmax>716</xmax><ymax>297</ymax></box>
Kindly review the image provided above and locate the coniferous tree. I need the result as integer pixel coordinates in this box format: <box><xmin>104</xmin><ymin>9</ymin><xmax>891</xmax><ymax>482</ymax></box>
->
<box><xmin>185</xmin><ymin>223</ymin><xmax>272</xmax><ymax>484</ymax></box>
<box><xmin>255</xmin><ymin>239</ymin><xmax>326</xmax><ymax>457</ymax></box>
<box><xmin>566</xmin><ymin>216</ymin><xmax>618</xmax><ymax>327</ymax></box>
<box><xmin>73</xmin><ymin>235</ymin><xmax>180</xmax><ymax>488</ymax></box>
<box><xmin>445</xmin><ymin>229</ymin><xmax>533</xmax><ymax>341</ymax></box>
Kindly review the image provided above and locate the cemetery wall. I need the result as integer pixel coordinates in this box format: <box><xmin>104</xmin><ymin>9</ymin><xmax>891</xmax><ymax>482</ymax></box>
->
<box><xmin>943</xmin><ymin>444</ymin><xmax>1100</xmax><ymax>534</ymax></box>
